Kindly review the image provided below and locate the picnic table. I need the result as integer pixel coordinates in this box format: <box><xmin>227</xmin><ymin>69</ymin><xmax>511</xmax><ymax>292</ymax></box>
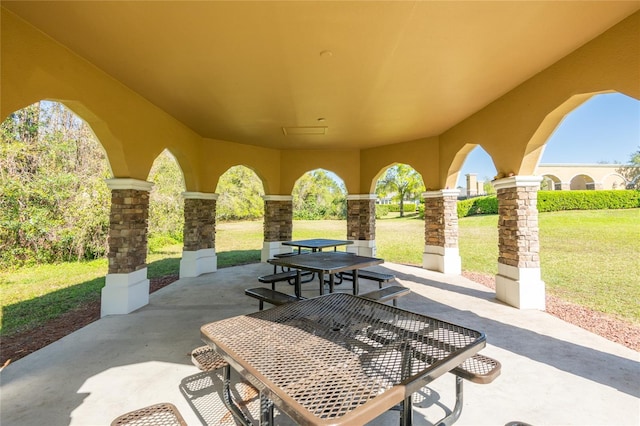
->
<box><xmin>268</xmin><ymin>251</ymin><xmax>383</xmax><ymax>297</ymax></box>
<box><xmin>201</xmin><ymin>293</ymin><xmax>487</xmax><ymax>426</ymax></box>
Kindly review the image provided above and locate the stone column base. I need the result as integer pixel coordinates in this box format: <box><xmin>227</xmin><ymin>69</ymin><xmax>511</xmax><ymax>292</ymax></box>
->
<box><xmin>346</xmin><ymin>240</ymin><xmax>376</xmax><ymax>257</ymax></box>
<box><xmin>101</xmin><ymin>268</ymin><xmax>149</xmax><ymax>317</ymax></box>
<box><xmin>495</xmin><ymin>263</ymin><xmax>546</xmax><ymax>310</ymax></box>
<box><xmin>422</xmin><ymin>245</ymin><xmax>461</xmax><ymax>275</ymax></box>
<box><xmin>180</xmin><ymin>248</ymin><xmax>217</xmax><ymax>278</ymax></box>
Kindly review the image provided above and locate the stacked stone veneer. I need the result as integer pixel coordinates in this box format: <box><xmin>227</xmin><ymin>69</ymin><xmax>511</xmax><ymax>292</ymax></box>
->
<box><xmin>494</xmin><ymin>176</ymin><xmax>545</xmax><ymax>310</ymax></box>
<box><xmin>346</xmin><ymin>198</ymin><xmax>375</xmax><ymax>241</ymax></box>
<box><xmin>422</xmin><ymin>190</ymin><xmax>461</xmax><ymax>274</ymax></box>
<box><xmin>107</xmin><ymin>188</ymin><xmax>149</xmax><ymax>274</ymax></box>
<box><xmin>423</xmin><ymin>192</ymin><xmax>458</xmax><ymax>249</ymax></box>
<box><xmin>496</xmin><ymin>185</ymin><xmax>540</xmax><ymax>268</ymax></box>
<box><xmin>264</xmin><ymin>199</ymin><xmax>293</xmax><ymax>241</ymax></box>
<box><xmin>183</xmin><ymin>198</ymin><xmax>216</xmax><ymax>251</ymax></box>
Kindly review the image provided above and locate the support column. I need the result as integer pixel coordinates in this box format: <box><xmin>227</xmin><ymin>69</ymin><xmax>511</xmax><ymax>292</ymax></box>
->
<box><xmin>101</xmin><ymin>178</ymin><xmax>153</xmax><ymax>317</ymax></box>
<box><xmin>346</xmin><ymin>194</ymin><xmax>377</xmax><ymax>257</ymax></box>
<box><xmin>261</xmin><ymin>195</ymin><xmax>293</xmax><ymax>261</ymax></box>
<box><xmin>494</xmin><ymin>176</ymin><xmax>546</xmax><ymax>310</ymax></box>
<box><xmin>422</xmin><ymin>189</ymin><xmax>461</xmax><ymax>274</ymax></box>
<box><xmin>180</xmin><ymin>192</ymin><xmax>218</xmax><ymax>278</ymax></box>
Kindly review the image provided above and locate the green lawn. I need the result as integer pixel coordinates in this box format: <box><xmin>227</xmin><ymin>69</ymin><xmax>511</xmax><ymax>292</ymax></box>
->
<box><xmin>2</xmin><ymin>209</ymin><xmax>639</xmax><ymax>336</ymax></box>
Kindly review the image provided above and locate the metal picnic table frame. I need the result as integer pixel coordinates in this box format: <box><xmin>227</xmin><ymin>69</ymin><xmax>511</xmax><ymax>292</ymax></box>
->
<box><xmin>201</xmin><ymin>293</ymin><xmax>486</xmax><ymax>426</ymax></box>
<box><xmin>268</xmin><ymin>251</ymin><xmax>383</xmax><ymax>297</ymax></box>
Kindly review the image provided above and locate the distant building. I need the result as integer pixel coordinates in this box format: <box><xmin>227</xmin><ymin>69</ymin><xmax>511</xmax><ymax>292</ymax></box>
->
<box><xmin>535</xmin><ymin>164</ymin><xmax>633</xmax><ymax>190</ymax></box>
<box><xmin>464</xmin><ymin>163</ymin><xmax>637</xmax><ymax>198</ymax></box>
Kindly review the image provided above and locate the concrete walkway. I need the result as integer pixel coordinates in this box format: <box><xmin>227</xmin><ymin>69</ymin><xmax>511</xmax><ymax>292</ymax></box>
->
<box><xmin>1</xmin><ymin>262</ymin><xmax>638</xmax><ymax>426</ymax></box>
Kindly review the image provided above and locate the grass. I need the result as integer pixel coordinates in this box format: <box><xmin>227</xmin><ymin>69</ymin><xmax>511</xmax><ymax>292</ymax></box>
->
<box><xmin>2</xmin><ymin>209</ymin><xmax>639</xmax><ymax>336</ymax></box>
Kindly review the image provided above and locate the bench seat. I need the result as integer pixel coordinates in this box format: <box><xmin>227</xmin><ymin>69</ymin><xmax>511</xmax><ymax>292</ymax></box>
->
<box><xmin>273</xmin><ymin>250</ymin><xmax>311</xmax><ymax>258</ymax></box>
<box><xmin>258</xmin><ymin>270</ymin><xmax>299</xmax><ymax>289</ymax></box>
<box><xmin>359</xmin><ymin>285</ymin><xmax>410</xmax><ymax>306</ymax></box>
<box><xmin>343</xmin><ymin>269</ymin><xmax>396</xmax><ymax>288</ymax></box>
<box><xmin>190</xmin><ymin>345</ymin><xmax>228</xmax><ymax>372</ymax></box>
<box><xmin>245</xmin><ymin>287</ymin><xmax>303</xmax><ymax>310</ymax></box>
<box><xmin>453</xmin><ymin>353</ymin><xmax>501</xmax><ymax>384</ymax></box>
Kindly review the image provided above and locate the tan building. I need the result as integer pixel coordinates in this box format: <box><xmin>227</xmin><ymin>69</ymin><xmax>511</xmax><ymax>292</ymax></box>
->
<box><xmin>536</xmin><ymin>163</ymin><xmax>633</xmax><ymax>190</ymax></box>
<box><xmin>2</xmin><ymin>3</ymin><xmax>639</xmax><ymax>311</ymax></box>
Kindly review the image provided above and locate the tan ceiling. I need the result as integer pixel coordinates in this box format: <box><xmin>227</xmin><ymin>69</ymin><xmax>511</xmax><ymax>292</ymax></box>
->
<box><xmin>4</xmin><ymin>1</ymin><xmax>639</xmax><ymax>150</ymax></box>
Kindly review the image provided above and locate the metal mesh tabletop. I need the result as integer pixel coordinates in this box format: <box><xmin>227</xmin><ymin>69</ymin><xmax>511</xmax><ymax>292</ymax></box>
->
<box><xmin>201</xmin><ymin>293</ymin><xmax>485</xmax><ymax>425</ymax></box>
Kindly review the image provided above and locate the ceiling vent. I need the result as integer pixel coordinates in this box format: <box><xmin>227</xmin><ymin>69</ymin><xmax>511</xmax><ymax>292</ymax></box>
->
<box><xmin>282</xmin><ymin>126</ymin><xmax>328</xmax><ymax>136</ymax></box>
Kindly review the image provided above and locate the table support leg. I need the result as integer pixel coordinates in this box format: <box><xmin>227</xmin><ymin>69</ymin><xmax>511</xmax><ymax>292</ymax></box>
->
<box><xmin>353</xmin><ymin>271</ymin><xmax>359</xmax><ymax>295</ymax></box>
<box><xmin>259</xmin><ymin>393</ymin><xmax>274</xmax><ymax>425</ymax></box>
<box><xmin>295</xmin><ymin>270</ymin><xmax>301</xmax><ymax>298</ymax></box>
<box><xmin>435</xmin><ymin>376</ymin><xmax>464</xmax><ymax>426</ymax></box>
<box><xmin>329</xmin><ymin>274</ymin><xmax>335</xmax><ymax>293</ymax></box>
<box><xmin>400</xmin><ymin>397</ymin><xmax>413</xmax><ymax>426</ymax></box>
<box><xmin>222</xmin><ymin>365</ymin><xmax>253</xmax><ymax>426</ymax></box>
<box><xmin>318</xmin><ymin>272</ymin><xmax>325</xmax><ymax>295</ymax></box>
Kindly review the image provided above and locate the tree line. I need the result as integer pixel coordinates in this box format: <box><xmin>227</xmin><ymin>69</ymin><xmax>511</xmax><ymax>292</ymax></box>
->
<box><xmin>0</xmin><ymin>102</ymin><xmax>365</xmax><ymax>268</ymax></box>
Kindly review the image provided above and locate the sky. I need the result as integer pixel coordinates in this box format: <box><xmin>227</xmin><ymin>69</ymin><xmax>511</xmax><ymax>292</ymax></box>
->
<box><xmin>456</xmin><ymin>93</ymin><xmax>640</xmax><ymax>187</ymax></box>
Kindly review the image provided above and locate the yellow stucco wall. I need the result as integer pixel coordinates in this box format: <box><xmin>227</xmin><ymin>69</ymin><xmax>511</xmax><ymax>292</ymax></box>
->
<box><xmin>438</xmin><ymin>11</ymin><xmax>640</xmax><ymax>189</ymax></box>
<box><xmin>0</xmin><ymin>9</ymin><xmax>203</xmax><ymax>187</ymax></box>
<box><xmin>2</xmin><ymin>7</ymin><xmax>639</xmax><ymax>195</ymax></box>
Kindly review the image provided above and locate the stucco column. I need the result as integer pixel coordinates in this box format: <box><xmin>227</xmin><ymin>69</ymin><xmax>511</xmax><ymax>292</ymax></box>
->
<box><xmin>101</xmin><ymin>178</ymin><xmax>153</xmax><ymax>317</ymax></box>
<box><xmin>261</xmin><ymin>195</ymin><xmax>293</xmax><ymax>261</ymax></box>
<box><xmin>422</xmin><ymin>189</ymin><xmax>462</xmax><ymax>274</ymax></box>
<box><xmin>180</xmin><ymin>192</ymin><xmax>218</xmax><ymax>278</ymax></box>
<box><xmin>494</xmin><ymin>176</ymin><xmax>546</xmax><ymax>310</ymax></box>
<box><xmin>346</xmin><ymin>194</ymin><xmax>377</xmax><ymax>257</ymax></box>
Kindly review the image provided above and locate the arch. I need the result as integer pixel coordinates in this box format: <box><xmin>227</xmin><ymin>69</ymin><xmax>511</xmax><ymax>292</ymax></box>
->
<box><xmin>541</xmin><ymin>174</ymin><xmax>561</xmax><ymax>191</ymax></box>
<box><xmin>147</xmin><ymin>149</ymin><xmax>186</xmax><ymax>244</ymax></box>
<box><xmin>147</xmin><ymin>149</ymin><xmax>186</xmax><ymax>190</ymax></box>
<box><xmin>291</xmin><ymin>168</ymin><xmax>347</xmax><ymax>220</ymax></box>
<box><xmin>446</xmin><ymin>144</ymin><xmax>498</xmax><ymax>195</ymax></box>
<box><xmin>570</xmin><ymin>174</ymin><xmax>596</xmax><ymax>190</ymax></box>
<box><xmin>601</xmin><ymin>172</ymin><xmax>627</xmax><ymax>190</ymax></box>
<box><xmin>373</xmin><ymin>163</ymin><xmax>425</xmax><ymax>217</ymax></box>
<box><xmin>215</xmin><ymin>165</ymin><xmax>266</xmax><ymax>221</ymax></box>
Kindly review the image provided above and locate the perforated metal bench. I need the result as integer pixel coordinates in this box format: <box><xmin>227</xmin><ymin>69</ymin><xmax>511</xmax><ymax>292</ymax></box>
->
<box><xmin>258</xmin><ymin>270</ymin><xmax>299</xmax><ymax>289</ymax></box>
<box><xmin>244</xmin><ymin>287</ymin><xmax>303</xmax><ymax>310</ymax></box>
<box><xmin>359</xmin><ymin>285</ymin><xmax>410</xmax><ymax>306</ymax></box>
<box><xmin>111</xmin><ymin>403</ymin><xmax>187</xmax><ymax>426</ymax></box>
<box><xmin>399</xmin><ymin>352</ymin><xmax>501</xmax><ymax>426</ymax></box>
<box><xmin>191</xmin><ymin>345</ymin><xmax>228</xmax><ymax>372</ymax></box>
<box><xmin>343</xmin><ymin>269</ymin><xmax>396</xmax><ymax>288</ymax></box>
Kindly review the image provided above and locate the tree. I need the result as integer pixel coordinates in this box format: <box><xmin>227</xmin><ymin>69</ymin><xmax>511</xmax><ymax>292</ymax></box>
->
<box><xmin>0</xmin><ymin>101</ymin><xmax>111</xmax><ymax>267</ymax></box>
<box><xmin>617</xmin><ymin>148</ymin><xmax>640</xmax><ymax>189</ymax></box>
<box><xmin>375</xmin><ymin>164</ymin><xmax>425</xmax><ymax>217</ymax></box>
<box><xmin>292</xmin><ymin>170</ymin><xmax>346</xmax><ymax>220</ymax></box>
<box><xmin>148</xmin><ymin>150</ymin><xmax>185</xmax><ymax>241</ymax></box>
<box><xmin>216</xmin><ymin>166</ymin><xmax>265</xmax><ymax>221</ymax></box>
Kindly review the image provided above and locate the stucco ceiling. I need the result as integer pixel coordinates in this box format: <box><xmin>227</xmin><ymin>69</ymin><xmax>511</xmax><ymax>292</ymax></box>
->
<box><xmin>4</xmin><ymin>1</ymin><xmax>639</xmax><ymax>150</ymax></box>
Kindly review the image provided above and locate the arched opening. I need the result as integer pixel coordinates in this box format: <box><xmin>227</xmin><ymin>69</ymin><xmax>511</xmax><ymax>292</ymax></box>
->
<box><xmin>1</xmin><ymin>100</ymin><xmax>113</xmax><ymax>340</ymax></box>
<box><xmin>454</xmin><ymin>145</ymin><xmax>498</xmax><ymax>198</ymax></box>
<box><xmin>147</xmin><ymin>150</ymin><xmax>186</xmax><ymax>269</ymax></box>
<box><xmin>374</xmin><ymin>164</ymin><xmax>425</xmax><ymax>217</ymax></box>
<box><xmin>541</xmin><ymin>174</ymin><xmax>561</xmax><ymax>191</ymax></box>
<box><xmin>538</xmin><ymin>93</ymin><xmax>639</xmax><ymax>171</ymax></box>
<box><xmin>1</xmin><ymin>100</ymin><xmax>112</xmax><ymax>267</ymax></box>
<box><xmin>290</xmin><ymin>169</ymin><xmax>347</xmax><ymax>240</ymax></box>
<box><xmin>570</xmin><ymin>174</ymin><xmax>596</xmax><ymax>190</ymax></box>
<box><xmin>373</xmin><ymin>163</ymin><xmax>425</xmax><ymax>266</ymax></box>
<box><xmin>215</xmin><ymin>165</ymin><xmax>265</xmax><ymax>266</ymax></box>
<box><xmin>602</xmin><ymin>173</ymin><xmax>627</xmax><ymax>190</ymax></box>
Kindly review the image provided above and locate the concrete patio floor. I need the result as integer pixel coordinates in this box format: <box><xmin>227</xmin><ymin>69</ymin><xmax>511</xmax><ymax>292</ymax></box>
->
<box><xmin>1</xmin><ymin>262</ymin><xmax>638</xmax><ymax>426</ymax></box>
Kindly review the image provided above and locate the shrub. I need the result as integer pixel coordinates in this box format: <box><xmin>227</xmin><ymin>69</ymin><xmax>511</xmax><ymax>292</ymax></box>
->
<box><xmin>537</xmin><ymin>190</ymin><xmax>640</xmax><ymax>212</ymax></box>
<box><xmin>457</xmin><ymin>196</ymin><xmax>498</xmax><ymax>217</ymax></box>
<box><xmin>387</xmin><ymin>203</ymin><xmax>417</xmax><ymax>213</ymax></box>
<box><xmin>375</xmin><ymin>204</ymin><xmax>390</xmax><ymax>218</ymax></box>
<box><xmin>456</xmin><ymin>190</ymin><xmax>640</xmax><ymax>217</ymax></box>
